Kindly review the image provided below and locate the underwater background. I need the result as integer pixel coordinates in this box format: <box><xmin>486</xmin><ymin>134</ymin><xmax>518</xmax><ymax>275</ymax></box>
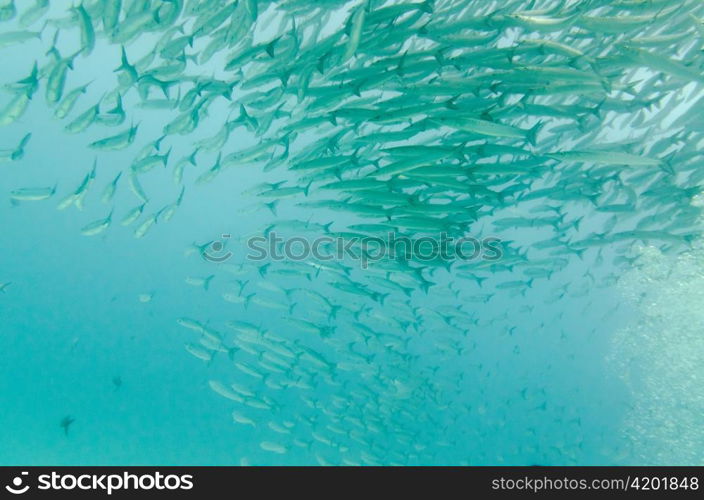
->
<box><xmin>1</xmin><ymin>0</ymin><xmax>703</xmax><ymax>465</ymax></box>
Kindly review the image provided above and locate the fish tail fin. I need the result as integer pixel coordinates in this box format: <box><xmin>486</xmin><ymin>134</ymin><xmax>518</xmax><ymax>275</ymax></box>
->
<box><xmin>265</xmin><ymin>37</ymin><xmax>279</xmax><ymax>58</ymax></box>
<box><xmin>236</xmin><ymin>279</ymin><xmax>249</xmax><ymax>293</ymax></box>
<box><xmin>203</xmin><ymin>275</ymin><xmax>215</xmax><ymax>291</ymax></box>
<box><xmin>236</xmin><ymin>104</ymin><xmax>249</xmax><ymax>123</ymax></box>
<box><xmin>266</xmin><ymin>200</ymin><xmax>279</xmax><ymax>216</ymax></box>
<box><xmin>661</xmin><ymin>152</ymin><xmax>676</xmax><ymax>175</ymax></box>
<box><xmin>107</xmin><ymin>93</ymin><xmax>123</xmax><ymax>114</ymax></box>
<box><xmin>164</xmin><ymin>146</ymin><xmax>173</xmax><ymax>166</ymax></box>
<box><xmin>443</xmin><ymin>259</ymin><xmax>454</xmax><ymax>273</ymax></box>
<box><xmin>206</xmin><ymin>353</ymin><xmax>215</xmax><ymax>367</ymax></box>
<box><xmin>258</xmin><ymin>263</ymin><xmax>269</xmax><ymax>277</ymax></box>
<box><xmin>278</xmin><ymin>133</ymin><xmax>291</xmax><ymax>154</ymax></box>
<box><xmin>188</xmin><ymin>147</ymin><xmax>199</xmax><ymax>166</ymax></box>
<box><xmin>157</xmin><ymin>79</ymin><xmax>172</xmax><ymax>98</ymax></box>
<box><xmin>114</xmin><ymin>45</ymin><xmax>130</xmax><ymax>73</ymax></box>
<box><xmin>573</xmin><ymin>216</ymin><xmax>584</xmax><ymax>232</ymax></box>
<box><xmin>244</xmin><ymin>293</ymin><xmax>255</xmax><ymax>309</ymax></box>
<box><xmin>527</xmin><ymin>121</ymin><xmax>543</xmax><ymax>147</ymax></box>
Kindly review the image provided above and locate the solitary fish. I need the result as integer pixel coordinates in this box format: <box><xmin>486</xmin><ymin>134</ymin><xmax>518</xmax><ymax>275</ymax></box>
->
<box><xmin>60</xmin><ymin>415</ymin><xmax>74</xmax><ymax>436</ymax></box>
<box><xmin>259</xmin><ymin>441</ymin><xmax>288</xmax><ymax>454</ymax></box>
<box><xmin>0</xmin><ymin>133</ymin><xmax>31</xmax><ymax>161</ymax></box>
<box><xmin>232</xmin><ymin>411</ymin><xmax>257</xmax><ymax>427</ymax></box>
<box><xmin>10</xmin><ymin>185</ymin><xmax>56</xmax><ymax>201</ymax></box>
<box><xmin>80</xmin><ymin>211</ymin><xmax>113</xmax><ymax>236</ymax></box>
<box><xmin>185</xmin><ymin>275</ymin><xmax>214</xmax><ymax>291</ymax></box>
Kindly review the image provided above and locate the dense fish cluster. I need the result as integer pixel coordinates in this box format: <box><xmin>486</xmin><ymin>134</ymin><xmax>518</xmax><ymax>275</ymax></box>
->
<box><xmin>2</xmin><ymin>0</ymin><xmax>704</xmax><ymax>464</ymax></box>
<box><xmin>609</xmin><ymin>241</ymin><xmax>704</xmax><ymax>466</ymax></box>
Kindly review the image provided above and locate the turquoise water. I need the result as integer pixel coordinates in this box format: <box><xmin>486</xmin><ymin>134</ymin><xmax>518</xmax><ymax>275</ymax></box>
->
<box><xmin>1</xmin><ymin>0</ymin><xmax>703</xmax><ymax>465</ymax></box>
